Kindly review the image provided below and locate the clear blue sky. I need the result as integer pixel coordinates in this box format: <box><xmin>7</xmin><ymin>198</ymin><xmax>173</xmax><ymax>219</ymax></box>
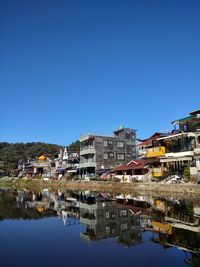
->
<box><xmin>1</xmin><ymin>0</ymin><xmax>199</xmax><ymax>146</ymax></box>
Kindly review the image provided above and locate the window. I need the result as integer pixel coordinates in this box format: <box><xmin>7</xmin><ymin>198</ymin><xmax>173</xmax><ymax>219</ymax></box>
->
<box><xmin>105</xmin><ymin>211</ymin><xmax>110</xmax><ymax>219</ymax></box>
<box><xmin>117</xmin><ymin>141</ymin><xmax>124</xmax><ymax>148</ymax></box>
<box><xmin>120</xmin><ymin>223</ymin><xmax>128</xmax><ymax>230</ymax></box>
<box><xmin>126</xmin><ymin>142</ymin><xmax>132</xmax><ymax>151</ymax></box>
<box><xmin>126</xmin><ymin>131</ymin><xmax>130</xmax><ymax>139</ymax></box>
<box><xmin>117</xmin><ymin>153</ymin><xmax>124</xmax><ymax>160</ymax></box>
<box><xmin>126</xmin><ymin>153</ymin><xmax>131</xmax><ymax>158</ymax></box>
<box><xmin>126</xmin><ymin>142</ymin><xmax>132</xmax><ymax>146</ymax></box>
<box><xmin>109</xmin><ymin>153</ymin><xmax>114</xmax><ymax>158</ymax></box>
<box><xmin>108</xmin><ymin>140</ymin><xmax>113</xmax><ymax>145</ymax></box>
<box><xmin>103</xmin><ymin>153</ymin><xmax>108</xmax><ymax>160</ymax></box>
<box><xmin>120</xmin><ymin>209</ymin><xmax>127</xmax><ymax>217</ymax></box>
<box><xmin>110</xmin><ymin>213</ymin><xmax>116</xmax><ymax>219</ymax></box>
<box><xmin>103</xmin><ymin>140</ymin><xmax>108</xmax><ymax>147</ymax></box>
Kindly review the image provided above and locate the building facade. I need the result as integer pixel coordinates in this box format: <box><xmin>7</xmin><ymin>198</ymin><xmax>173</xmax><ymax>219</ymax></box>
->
<box><xmin>80</xmin><ymin>127</ymin><xmax>136</xmax><ymax>175</ymax></box>
<box><xmin>146</xmin><ymin>109</ymin><xmax>200</xmax><ymax>179</ymax></box>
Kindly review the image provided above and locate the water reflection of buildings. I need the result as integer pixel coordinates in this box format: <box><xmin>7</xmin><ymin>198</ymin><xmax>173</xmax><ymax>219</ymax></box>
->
<box><xmin>1</xmin><ymin>188</ymin><xmax>200</xmax><ymax>265</ymax></box>
<box><xmin>150</xmin><ymin>197</ymin><xmax>200</xmax><ymax>266</ymax></box>
<box><xmin>79</xmin><ymin>193</ymin><xmax>149</xmax><ymax>247</ymax></box>
<box><xmin>79</xmin><ymin>192</ymin><xmax>200</xmax><ymax>265</ymax></box>
<box><xmin>0</xmin><ymin>189</ymin><xmax>80</xmax><ymax>223</ymax></box>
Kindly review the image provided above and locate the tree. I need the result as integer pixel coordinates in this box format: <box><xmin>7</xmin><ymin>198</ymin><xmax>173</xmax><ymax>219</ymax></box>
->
<box><xmin>0</xmin><ymin>142</ymin><xmax>62</xmax><ymax>171</ymax></box>
<box><xmin>67</xmin><ymin>140</ymin><xmax>80</xmax><ymax>154</ymax></box>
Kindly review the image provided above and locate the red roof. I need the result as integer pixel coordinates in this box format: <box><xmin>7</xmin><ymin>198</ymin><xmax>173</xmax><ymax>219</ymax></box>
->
<box><xmin>137</xmin><ymin>132</ymin><xmax>166</xmax><ymax>147</ymax></box>
<box><xmin>113</xmin><ymin>159</ymin><xmax>148</xmax><ymax>171</ymax></box>
<box><xmin>137</xmin><ymin>139</ymin><xmax>152</xmax><ymax>147</ymax></box>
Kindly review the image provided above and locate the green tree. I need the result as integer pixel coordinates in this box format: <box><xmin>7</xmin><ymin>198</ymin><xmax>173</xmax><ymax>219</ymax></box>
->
<box><xmin>67</xmin><ymin>140</ymin><xmax>80</xmax><ymax>153</ymax></box>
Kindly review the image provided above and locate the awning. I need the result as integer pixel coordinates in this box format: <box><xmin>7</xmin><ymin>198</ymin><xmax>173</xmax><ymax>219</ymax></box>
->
<box><xmin>160</xmin><ymin>157</ymin><xmax>192</xmax><ymax>163</ymax></box>
<box><xmin>157</xmin><ymin>132</ymin><xmax>195</xmax><ymax>140</ymax></box>
<box><xmin>172</xmin><ymin>115</ymin><xmax>196</xmax><ymax>125</ymax></box>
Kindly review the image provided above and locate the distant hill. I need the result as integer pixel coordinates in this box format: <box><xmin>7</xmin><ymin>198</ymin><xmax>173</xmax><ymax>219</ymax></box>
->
<box><xmin>0</xmin><ymin>140</ymin><xmax>80</xmax><ymax>172</ymax></box>
<box><xmin>0</xmin><ymin>142</ymin><xmax>62</xmax><ymax>170</ymax></box>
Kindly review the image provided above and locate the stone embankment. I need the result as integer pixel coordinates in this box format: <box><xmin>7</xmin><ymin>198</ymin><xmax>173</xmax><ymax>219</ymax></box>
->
<box><xmin>0</xmin><ymin>178</ymin><xmax>200</xmax><ymax>198</ymax></box>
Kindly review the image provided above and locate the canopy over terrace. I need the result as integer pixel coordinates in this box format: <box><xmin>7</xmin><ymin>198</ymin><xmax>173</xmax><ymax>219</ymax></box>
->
<box><xmin>157</xmin><ymin>132</ymin><xmax>198</xmax><ymax>154</ymax></box>
<box><xmin>157</xmin><ymin>132</ymin><xmax>197</xmax><ymax>141</ymax></box>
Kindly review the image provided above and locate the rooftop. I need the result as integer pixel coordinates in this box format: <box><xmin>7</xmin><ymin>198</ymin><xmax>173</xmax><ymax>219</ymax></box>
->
<box><xmin>113</xmin><ymin>159</ymin><xmax>148</xmax><ymax>171</ymax></box>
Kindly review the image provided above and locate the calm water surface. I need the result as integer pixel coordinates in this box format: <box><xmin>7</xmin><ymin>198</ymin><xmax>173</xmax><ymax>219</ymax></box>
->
<box><xmin>0</xmin><ymin>188</ymin><xmax>200</xmax><ymax>267</ymax></box>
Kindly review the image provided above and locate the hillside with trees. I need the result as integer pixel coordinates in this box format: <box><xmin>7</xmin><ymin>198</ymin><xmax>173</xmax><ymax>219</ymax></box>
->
<box><xmin>0</xmin><ymin>142</ymin><xmax>62</xmax><ymax>170</ymax></box>
<box><xmin>0</xmin><ymin>140</ymin><xmax>80</xmax><ymax>173</ymax></box>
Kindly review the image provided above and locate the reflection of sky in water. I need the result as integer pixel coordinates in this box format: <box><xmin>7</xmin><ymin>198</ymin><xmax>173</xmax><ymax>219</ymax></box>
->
<box><xmin>0</xmin><ymin>218</ymin><xmax>188</xmax><ymax>267</ymax></box>
<box><xmin>0</xmin><ymin>189</ymin><xmax>199</xmax><ymax>267</ymax></box>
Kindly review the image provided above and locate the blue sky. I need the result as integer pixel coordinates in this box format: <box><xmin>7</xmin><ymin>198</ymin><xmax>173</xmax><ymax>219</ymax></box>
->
<box><xmin>1</xmin><ymin>0</ymin><xmax>199</xmax><ymax>146</ymax></box>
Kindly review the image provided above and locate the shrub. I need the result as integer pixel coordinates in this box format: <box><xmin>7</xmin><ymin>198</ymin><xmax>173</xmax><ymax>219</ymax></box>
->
<box><xmin>183</xmin><ymin>167</ymin><xmax>190</xmax><ymax>180</ymax></box>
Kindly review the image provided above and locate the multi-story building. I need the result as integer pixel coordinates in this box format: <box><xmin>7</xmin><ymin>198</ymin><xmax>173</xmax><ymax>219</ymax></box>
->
<box><xmin>80</xmin><ymin>127</ymin><xmax>136</xmax><ymax>175</ymax></box>
<box><xmin>146</xmin><ymin>109</ymin><xmax>200</xmax><ymax>178</ymax></box>
<box><xmin>137</xmin><ymin>132</ymin><xmax>166</xmax><ymax>159</ymax></box>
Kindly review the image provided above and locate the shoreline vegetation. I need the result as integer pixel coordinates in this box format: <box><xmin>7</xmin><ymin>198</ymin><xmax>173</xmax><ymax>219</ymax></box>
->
<box><xmin>0</xmin><ymin>178</ymin><xmax>200</xmax><ymax>199</ymax></box>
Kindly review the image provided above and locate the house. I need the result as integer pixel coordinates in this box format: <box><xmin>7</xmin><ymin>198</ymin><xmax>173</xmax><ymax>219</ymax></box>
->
<box><xmin>80</xmin><ymin>126</ymin><xmax>137</xmax><ymax>177</ymax></box>
<box><xmin>33</xmin><ymin>155</ymin><xmax>53</xmax><ymax>178</ymax></box>
<box><xmin>146</xmin><ymin>109</ymin><xmax>200</xmax><ymax>179</ymax></box>
<box><xmin>137</xmin><ymin>132</ymin><xmax>166</xmax><ymax>159</ymax></box>
<box><xmin>136</xmin><ymin>133</ymin><xmax>167</xmax><ymax>178</ymax></box>
<box><xmin>54</xmin><ymin>147</ymin><xmax>80</xmax><ymax>176</ymax></box>
<box><xmin>112</xmin><ymin>159</ymin><xmax>149</xmax><ymax>182</ymax></box>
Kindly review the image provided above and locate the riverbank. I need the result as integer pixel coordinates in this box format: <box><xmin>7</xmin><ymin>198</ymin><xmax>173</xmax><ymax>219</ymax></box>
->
<box><xmin>0</xmin><ymin>178</ymin><xmax>200</xmax><ymax>199</ymax></box>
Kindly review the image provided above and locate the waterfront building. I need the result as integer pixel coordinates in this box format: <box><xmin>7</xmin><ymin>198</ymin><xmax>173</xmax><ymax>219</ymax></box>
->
<box><xmin>137</xmin><ymin>132</ymin><xmax>166</xmax><ymax>159</ymax></box>
<box><xmin>54</xmin><ymin>147</ymin><xmax>80</xmax><ymax>175</ymax></box>
<box><xmin>146</xmin><ymin>109</ymin><xmax>200</xmax><ymax>179</ymax></box>
<box><xmin>112</xmin><ymin>159</ymin><xmax>150</xmax><ymax>182</ymax></box>
<box><xmin>80</xmin><ymin>126</ymin><xmax>136</xmax><ymax>176</ymax></box>
<box><xmin>136</xmin><ymin>132</ymin><xmax>167</xmax><ymax>178</ymax></box>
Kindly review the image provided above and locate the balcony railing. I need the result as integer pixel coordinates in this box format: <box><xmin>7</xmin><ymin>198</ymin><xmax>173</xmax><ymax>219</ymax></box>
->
<box><xmin>80</xmin><ymin>159</ymin><xmax>96</xmax><ymax>168</ymax></box>
<box><xmin>147</xmin><ymin>146</ymin><xmax>166</xmax><ymax>158</ymax></box>
<box><xmin>194</xmin><ymin>147</ymin><xmax>200</xmax><ymax>155</ymax></box>
<box><xmin>80</xmin><ymin>134</ymin><xmax>96</xmax><ymax>142</ymax></box>
<box><xmin>165</xmin><ymin>151</ymin><xmax>194</xmax><ymax>158</ymax></box>
<box><xmin>80</xmin><ymin>146</ymin><xmax>95</xmax><ymax>155</ymax></box>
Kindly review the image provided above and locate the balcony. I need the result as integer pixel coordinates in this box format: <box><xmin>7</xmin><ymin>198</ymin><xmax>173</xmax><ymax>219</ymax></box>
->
<box><xmin>194</xmin><ymin>147</ymin><xmax>200</xmax><ymax>155</ymax></box>
<box><xmin>80</xmin><ymin>159</ymin><xmax>96</xmax><ymax>168</ymax></box>
<box><xmin>80</xmin><ymin>134</ymin><xmax>96</xmax><ymax>142</ymax></box>
<box><xmin>80</xmin><ymin>203</ymin><xmax>97</xmax><ymax>210</ymax></box>
<box><xmin>147</xmin><ymin>146</ymin><xmax>166</xmax><ymax>158</ymax></box>
<box><xmin>165</xmin><ymin>151</ymin><xmax>194</xmax><ymax>158</ymax></box>
<box><xmin>80</xmin><ymin>217</ymin><xmax>97</xmax><ymax>226</ymax></box>
<box><xmin>80</xmin><ymin>147</ymin><xmax>95</xmax><ymax>156</ymax></box>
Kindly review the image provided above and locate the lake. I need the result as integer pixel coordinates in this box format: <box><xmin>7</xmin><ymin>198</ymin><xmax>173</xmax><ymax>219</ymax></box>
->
<box><xmin>0</xmin><ymin>188</ymin><xmax>199</xmax><ymax>267</ymax></box>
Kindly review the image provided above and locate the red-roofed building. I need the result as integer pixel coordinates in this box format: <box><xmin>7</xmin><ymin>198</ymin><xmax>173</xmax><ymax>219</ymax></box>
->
<box><xmin>113</xmin><ymin>159</ymin><xmax>149</xmax><ymax>175</ymax></box>
<box><xmin>137</xmin><ymin>132</ymin><xmax>166</xmax><ymax>159</ymax></box>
